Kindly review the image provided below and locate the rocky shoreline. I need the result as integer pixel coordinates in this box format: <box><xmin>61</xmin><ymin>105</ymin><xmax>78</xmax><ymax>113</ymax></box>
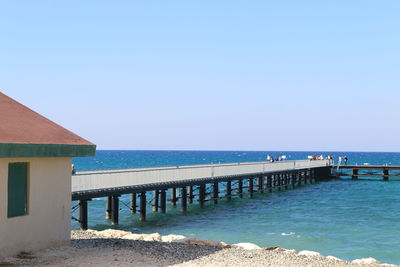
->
<box><xmin>1</xmin><ymin>229</ymin><xmax>397</xmax><ymax>266</ymax></box>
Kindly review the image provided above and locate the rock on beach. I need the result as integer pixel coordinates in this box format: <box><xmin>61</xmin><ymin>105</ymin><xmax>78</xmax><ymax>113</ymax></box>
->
<box><xmin>297</xmin><ymin>250</ymin><xmax>323</xmax><ymax>257</ymax></box>
<box><xmin>352</xmin><ymin>257</ymin><xmax>380</xmax><ymax>265</ymax></box>
<box><xmin>232</xmin><ymin>242</ymin><xmax>262</xmax><ymax>250</ymax></box>
<box><xmin>326</xmin><ymin>255</ymin><xmax>344</xmax><ymax>262</ymax></box>
<box><xmin>161</xmin><ymin>234</ymin><xmax>186</xmax><ymax>243</ymax></box>
<box><xmin>96</xmin><ymin>229</ymin><xmax>131</xmax><ymax>238</ymax></box>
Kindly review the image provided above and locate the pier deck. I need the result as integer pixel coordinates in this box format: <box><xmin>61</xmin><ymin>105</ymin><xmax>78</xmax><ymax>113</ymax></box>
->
<box><xmin>72</xmin><ymin>160</ymin><xmax>331</xmax><ymax>230</ymax></box>
<box><xmin>333</xmin><ymin>165</ymin><xmax>400</xmax><ymax>180</ymax></box>
<box><xmin>72</xmin><ymin>160</ymin><xmax>330</xmax><ymax>199</ymax></box>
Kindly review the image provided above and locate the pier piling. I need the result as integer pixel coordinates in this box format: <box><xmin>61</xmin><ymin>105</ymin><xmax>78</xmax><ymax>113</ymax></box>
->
<box><xmin>181</xmin><ymin>187</ymin><xmax>187</xmax><ymax>212</ymax></box>
<box><xmin>105</xmin><ymin>196</ymin><xmax>112</xmax><ymax>220</ymax></box>
<box><xmin>238</xmin><ymin>179</ymin><xmax>243</xmax><ymax>198</ymax></box>
<box><xmin>284</xmin><ymin>174</ymin><xmax>289</xmax><ymax>190</ymax></box>
<box><xmin>199</xmin><ymin>184</ymin><xmax>206</xmax><ymax>207</ymax></box>
<box><xmin>258</xmin><ymin>176</ymin><xmax>264</xmax><ymax>193</ymax></box>
<box><xmin>171</xmin><ymin>188</ymin><xmax>177</xmax><ymax>206</ymax></box>
<box><xmin>352</xmin><ymin>169</ymin><xmax>359</xmax><ymax>180</ymax></box>
<box><xmin>130</xmin><ymin>193</ymin><xmax>137</xmax><ymax>213</ymax></box>
<box><xmin>291</xmin><ymin>173</ymin><xmax>296</xmax><ymax>188</ymax></box>
<box><xmin>153</xmin><ymin>190</ymin><xmax>159</xmax><ymax>212</ymax></box>
<box><xmin>213</xmin><ymin>182</ymin><xmax>219</xmax><ymax>204</ymax></box>
<box><xmin>249</xmin><ymin>178</ymin><xmax>254</xmax><ymax>197</ymax></box>
<box><xmin>111</xmin><ymin>196</ymin><xmax>119</xmax><ymax>225</ymax></box>
<box><xmin>160</xmin><ymin>190</ymin><xmax>167</xmax><ymax>213</ymax></box>
<box><xmin>226</xmin><ymin>181</ymin><xmax>232</xmax><ymax>200</ymax></box>
<box><xmin>278</xmin><ymin>174</ymin><xmax>282</xmax><ymax>191</ymax></box>
<box><xmin>267</xmin><ymin>175</ymin><xmax>272</xmax><ymax>192</ymax></box>
<box><xmin>383</xmin><ymin>169</ymin><xmax>389</xmax><ymax>181</ymax></box>
<box><xmin>140</xmin><ymin>192</ymin><xmax>146</xmax><ymax>221</ymax></box>
<box><xmin>189</xmin><ymin>186</ymin><xmax>194</xmax><ymax>204</ymax></box>
<box><xmin>79</xmin><ymin>200</ymin><xmax>88</xmax><ymax>230</ymax></box>
<box><xmin>272</xmin><ymin>175</ymin><xmax>276</xmax><ymax>189</ymax></box>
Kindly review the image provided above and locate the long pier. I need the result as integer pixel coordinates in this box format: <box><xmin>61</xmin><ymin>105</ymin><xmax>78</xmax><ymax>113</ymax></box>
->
<box><xmin>333</xmin><ymin>165</ymin><xmax>400</xmax><ymax>180</ymax></box>
<box><xmin>72</xmin><ymin>160</ymin><xmax>331</xmax><ymax>230</ymax></box>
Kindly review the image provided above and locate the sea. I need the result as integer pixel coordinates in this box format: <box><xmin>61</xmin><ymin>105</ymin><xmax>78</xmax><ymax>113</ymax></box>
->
<box><xmin>72</xmin><ymin>151</ymin><xmax>400</xmax><ymax>265</ymax></box>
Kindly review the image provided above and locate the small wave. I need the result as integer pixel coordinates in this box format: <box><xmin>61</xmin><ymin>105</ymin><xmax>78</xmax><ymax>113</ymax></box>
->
<box><xmin>281</xmin><ymin>232</ymin><xmax>295</xmax><ymax>236</ymax></box>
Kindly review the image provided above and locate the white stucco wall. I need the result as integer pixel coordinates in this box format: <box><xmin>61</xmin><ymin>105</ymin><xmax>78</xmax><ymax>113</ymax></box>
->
<box><xmin>0</xmin><ymin>157</ymin><xmax>72</xmax><ymax>258</ymax></box>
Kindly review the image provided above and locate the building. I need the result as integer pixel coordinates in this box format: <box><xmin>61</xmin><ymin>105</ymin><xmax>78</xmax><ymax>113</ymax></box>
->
<box><xmin>0</xmin><ymin>92</ymin><xmax>95</xmax><ymax>258</ymax></box>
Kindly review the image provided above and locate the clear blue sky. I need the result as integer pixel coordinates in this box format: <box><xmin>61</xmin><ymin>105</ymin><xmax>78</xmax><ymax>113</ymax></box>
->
<box><xmin>1</xmin><ymin>1</ymin><xmax>399</xmax><ymax>151</ymax></box>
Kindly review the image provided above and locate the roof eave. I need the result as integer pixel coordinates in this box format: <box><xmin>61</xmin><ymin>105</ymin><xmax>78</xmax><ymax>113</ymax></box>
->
<box><xmin>0</xmin><ymin>143</ymin><xmax>96</xmax><ymax>158</ymax></box>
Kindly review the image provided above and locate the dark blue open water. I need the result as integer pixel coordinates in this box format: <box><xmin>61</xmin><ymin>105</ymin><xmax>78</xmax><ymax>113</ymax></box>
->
<box><xmin>72</xmin><ymin>151</ymin><xmax>400</xmax><ymax>264</ymax></box>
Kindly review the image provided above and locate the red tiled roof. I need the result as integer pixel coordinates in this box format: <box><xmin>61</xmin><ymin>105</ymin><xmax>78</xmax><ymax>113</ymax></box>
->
<box><xmin>0</xmin><ymin>92</ymin><xmax>94</xmax><ymax>146</ymax></box>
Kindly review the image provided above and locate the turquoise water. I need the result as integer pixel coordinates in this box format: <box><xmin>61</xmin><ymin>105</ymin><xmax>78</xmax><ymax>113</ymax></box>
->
<box><xmin>72</xmin><ymin>151</ymin><xmax>400</xmax><ymax>264</ymax></box>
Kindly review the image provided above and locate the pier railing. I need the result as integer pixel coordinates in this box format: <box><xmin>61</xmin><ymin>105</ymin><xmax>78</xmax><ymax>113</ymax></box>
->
<box><xmin>72</xmin><ymin>159</ymin><xmax>330</xmax><ymax>193</ymax></box>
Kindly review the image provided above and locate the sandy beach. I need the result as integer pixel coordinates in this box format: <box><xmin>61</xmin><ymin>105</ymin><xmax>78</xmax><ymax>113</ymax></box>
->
<box><xmin>0</xmin><ymin>230</ymin><xmax>397</xmax><ymax>267</ymax></box>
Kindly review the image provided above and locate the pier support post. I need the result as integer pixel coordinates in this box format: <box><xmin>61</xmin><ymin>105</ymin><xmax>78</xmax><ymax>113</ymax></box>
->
<box><xmin>199</xmin><ymin>184</ymin><xmax>206</xmax><ymax>208</ymax></box>
<box><xmin>79</xmin><ymin>200</ymin><xmax>88</xmax><ymax>230</ymax></box>
<box><xmin>273</xmin><ymin>174</ymin><xmax>277</xmax><ymax>189</ymax></box>
<box><xmin>226</xmin><ymin>181</ymin><xmax>232</xmax><ymax>200</ymax></box>
<box><xmin>249</xmin><ymin>178</ymin><xmax>254</xmax><ymax>197</ymax></box>
<box><xmin>140</xmin><ymin>192</ymin><xmax>146</xmax><ymax>221</ymax></box>
<box><xmin>238</xmin><ymin>179</ymin><xmax>243</xmax><ymax>198</ymax></box>
<box><xmin>277</xmin><ymin>174</ymin><xmax>282</xmax><ymax>191</ymax></box>
<box><xmin>352</xmin><ymin>169</ymin><xmax>359</xmax><ymax>180</ymax></box>
<box><xmin>189</xmin><ymin>186</ymin><xmax>194</xmax><ymax>204</ymax></box>
<box><xmin>383</xmin><ymin>169</ymin><xmax>389</xmax><ymax>181</ymax></box>
<box><xmin>160</xmin><ymin>190</ymin><xmax>167</xmax><ymax>213</ymax></box>
<box><xmin>106</xmin><ymin>196</ymin><xmax>112</xmax><ymax>220</ymax></box>
<box><xmin>171</xmin><ymin>188</ymin><xmax>177</xmax><ymax>206</ymax></box>
<box><xmin>267</xmin><ymin>175</ymin><xmax>272</xmax><ymax>192</ymax></box>
<box><xmin>153</xmin><ymin>190</ymin><xmax>159</xmax><ymax>212</ymax></box>
<box><xmin>284</xmin><ymin>174</ymin><xmax>288</xmax><ymax>190</ymax></box>
<box><xmin>213</xmin><ymin>182</ymin><xmax>219</xmax><ymax>204</ymax></box>
<box><xmin>181</xmin><ymin>187</ymin><xmax>187</xmax><ymax>212</ymax></box>
<box><xmin>111</xmin><ymin>196</ymin><xmax>119</xmax><ymax>225</ymax></box>
<box><xmin>130</xmin><ymin>193</ymin><xmax>137</xmax><ymax>213</ymax></box>
<box><xmin>297</xmin><ymin>172</ymin><xmax>302</xmax><ymax>186</ymax></box>
<box><xmin>291</xmin><ymin>173</ymin><xmax>296</xmax><ymax>188</ymax></box>
<box><xmin>258</xmin><ymin>176</ymin><xmax>264</xmax><ymax>193</ymax></box>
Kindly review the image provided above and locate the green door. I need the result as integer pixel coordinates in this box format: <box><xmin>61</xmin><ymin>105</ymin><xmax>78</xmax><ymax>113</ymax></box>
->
<box><xmin>8</xmin><ymin>162</ymin><xmax>28</xmax><ymax>218</ymax></box>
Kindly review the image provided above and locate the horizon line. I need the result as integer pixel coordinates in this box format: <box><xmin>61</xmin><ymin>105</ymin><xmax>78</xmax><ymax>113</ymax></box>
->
<box><xmin>92</xmin><ymin>149</ymin><xmax>400</xmax><ymax>153</ymax></box>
